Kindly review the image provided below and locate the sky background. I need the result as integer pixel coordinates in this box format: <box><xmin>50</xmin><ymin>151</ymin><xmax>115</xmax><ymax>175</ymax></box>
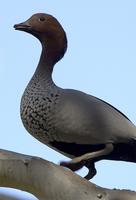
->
<box><xmin>0</xmin><ymin>0</ymin><xmax>136</xmax><ymax>199</ymax></box>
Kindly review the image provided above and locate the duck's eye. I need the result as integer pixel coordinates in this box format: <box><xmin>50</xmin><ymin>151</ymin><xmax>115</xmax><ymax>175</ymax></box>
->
<box><xmin>39</xmin><ymin>17</ymin><xmax>45</xmax><ymax>22</ymax></box>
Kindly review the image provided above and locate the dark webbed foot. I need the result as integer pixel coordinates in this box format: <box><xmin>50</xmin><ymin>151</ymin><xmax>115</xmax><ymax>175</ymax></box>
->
<box><xmin>84</xmin><ymin>162</ymin><xmax>96</xmax><ymax>180</ymax></box>
<box><xmin>60</xmin><ymin>143</ymin><xmax>113</xmax><ymax>180</ymax></box>
<box><xmin>60</xmin><ymin>159</ymin><xmax>96</xmax><ymax>179</ymax></box>
<box><xmin>60</xmin><ymin>159</ymin><xmax>86</xmax><ymax>171</ymax></box>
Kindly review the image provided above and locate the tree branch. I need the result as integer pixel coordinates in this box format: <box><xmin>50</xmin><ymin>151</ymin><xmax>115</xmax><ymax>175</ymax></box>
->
<box><xmin>0</xmin><ymin>193</ymin><xmax>23</xmax><ymax>200</ymax></box>
<box><xmin>0</xmin><ymin>149</ymin><xmax>136</xmax><ymax>200</ymax></box>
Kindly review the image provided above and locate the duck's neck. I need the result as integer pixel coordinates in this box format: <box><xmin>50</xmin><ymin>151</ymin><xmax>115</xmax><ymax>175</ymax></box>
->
<box><xmin>31</xmin><ymin>47</ymin><xmax>54</xmax><ymax>90</ymax></box>
<box><xmin>35</xmin><ymin>44</ymin><xmax>54</xmax><ymax>79</ymax></box>
<box><xmin>32</xmin><ymin>32</ymin><xmax>67</xmax><ymax>88</ymax></box>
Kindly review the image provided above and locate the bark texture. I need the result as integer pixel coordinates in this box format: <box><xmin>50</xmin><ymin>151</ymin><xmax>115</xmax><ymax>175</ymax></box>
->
<box><xmin>0</xmin><ymin>149</ymin><xmax>135</xmax><ymax>200</ymax></box>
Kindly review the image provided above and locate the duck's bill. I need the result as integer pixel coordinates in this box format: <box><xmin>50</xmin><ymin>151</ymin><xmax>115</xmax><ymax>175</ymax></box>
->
<box><xmin>14</xmin><ymin>21</ymin><xmax>32</xmax><ymax>31</ymax></box>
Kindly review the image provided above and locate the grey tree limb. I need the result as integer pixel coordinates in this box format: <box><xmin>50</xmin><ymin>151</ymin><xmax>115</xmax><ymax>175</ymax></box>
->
<box><xmin>0</xmin><ymin>149</ymin><xmax>136</xmax><ymax>200</ymax></box>
<box><xmin>0</xmin><ymin>193</ymin><xmax>24</xmax><ymax>200</ymax></box>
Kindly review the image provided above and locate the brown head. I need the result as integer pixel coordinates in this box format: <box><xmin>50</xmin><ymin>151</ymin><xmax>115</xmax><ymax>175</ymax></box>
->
<box><xmin>14</xmin><ymin>13</ymin><xmax>67</xmax><ymax>65</ymax></box>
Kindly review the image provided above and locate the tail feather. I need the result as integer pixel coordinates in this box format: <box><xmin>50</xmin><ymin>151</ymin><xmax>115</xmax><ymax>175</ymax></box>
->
<box><xmin>104</xmin><ymin>139</ymin><xmax>136</xmax><ymax>163</ymax></box>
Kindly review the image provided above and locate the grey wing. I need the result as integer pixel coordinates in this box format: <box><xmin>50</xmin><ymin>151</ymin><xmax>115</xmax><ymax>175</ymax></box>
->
<box><xmin>95</xmin><ymin>96</ymin><xmax>131</xmax><ymax>122</ymax></box>
<box><xmin>53</xmin><ymin>89</ymin><xmax>136</xmax><ymax>145</ymax></box>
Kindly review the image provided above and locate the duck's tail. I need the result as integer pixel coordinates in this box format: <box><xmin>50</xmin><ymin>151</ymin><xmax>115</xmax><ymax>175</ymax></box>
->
<box><xmin>104</xmin><ymin>139</ymin><xmax>136</xmax><ymax>163</ymax></box>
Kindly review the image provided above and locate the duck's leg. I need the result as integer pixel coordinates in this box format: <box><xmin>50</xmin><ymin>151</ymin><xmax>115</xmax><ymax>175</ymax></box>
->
<box><xmin>84</xmin><ymin>161</ymin><xmax>96</xmax><ymax>180</ymax></box>
<box><xmin>60</xmin><ymin>143</ymin><xmax>113</xmax><ymax>179</ymax></box>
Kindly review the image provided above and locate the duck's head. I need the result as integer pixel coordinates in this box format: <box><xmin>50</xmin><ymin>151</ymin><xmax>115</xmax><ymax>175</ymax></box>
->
<box><xmin>14</xmin><ymin>13</ymin><xmax>67</xmax><ymax>64</ymax></box>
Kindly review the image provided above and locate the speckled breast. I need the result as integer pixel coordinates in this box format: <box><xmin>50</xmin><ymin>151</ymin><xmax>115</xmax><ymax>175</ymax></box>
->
<box><xmin>20</xmin><ymin>88</ymin><xmax>60</xmax><ymax>144</ymax></box>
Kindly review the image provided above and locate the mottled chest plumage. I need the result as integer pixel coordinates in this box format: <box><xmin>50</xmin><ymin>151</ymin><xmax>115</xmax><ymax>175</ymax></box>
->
<box><xmin>20</xmin><ymin>83</ymin><xmax>61</xmax><ymax>143</ymax></box>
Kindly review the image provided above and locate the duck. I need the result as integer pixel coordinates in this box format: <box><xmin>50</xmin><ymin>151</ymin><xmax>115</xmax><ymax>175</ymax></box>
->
<box><xmin>14</xmin><ymin>13</ymin><xmax>136</xmax><ymax>180</ymax></box>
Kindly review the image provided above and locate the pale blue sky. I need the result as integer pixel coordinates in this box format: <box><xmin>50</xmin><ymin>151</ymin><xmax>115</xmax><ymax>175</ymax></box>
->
<box><xmin>0</xmin><ymin>1</ymin><xmax>136</xmax><ymax>199</ymax></box>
